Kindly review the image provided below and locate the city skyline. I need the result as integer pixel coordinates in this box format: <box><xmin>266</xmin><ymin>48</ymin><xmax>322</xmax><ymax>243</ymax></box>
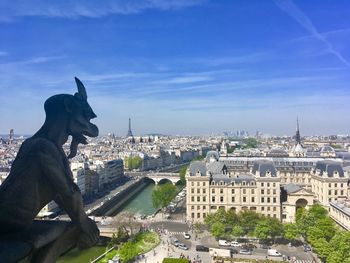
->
<box><xmin>1</xmin><ymin>0</ymin><xmax>350</xmax><ymax>135</ymax></box>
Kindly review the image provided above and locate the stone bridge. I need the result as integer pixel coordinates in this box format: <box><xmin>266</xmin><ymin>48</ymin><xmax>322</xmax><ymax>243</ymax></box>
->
<box><xmin>145</xmin><ymin>172</ymin><xmax>181</xmax><ymax>185</ymax></box>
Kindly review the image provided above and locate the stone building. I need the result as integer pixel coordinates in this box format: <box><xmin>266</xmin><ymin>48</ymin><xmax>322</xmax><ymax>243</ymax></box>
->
<box><xmin>186</xmin><ymin>152</ymin><xmax>350</xmax><ymax>224</ymax></box>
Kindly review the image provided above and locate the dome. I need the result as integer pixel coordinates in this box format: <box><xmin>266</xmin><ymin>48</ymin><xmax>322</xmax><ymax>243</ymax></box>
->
<box><xmin>206</xmin><ymin>151</ymin><xmax>219</xmax><ymax>162</ymax></box>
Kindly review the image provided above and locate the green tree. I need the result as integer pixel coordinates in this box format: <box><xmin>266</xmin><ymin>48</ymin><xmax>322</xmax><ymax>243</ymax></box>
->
<box><xmin>254</xmin><ymin>219</ymin><xmax>271</xmax><ymax>240</ymax></box>
<box><xmin>125</xmin><ymin>156</ymin><xmax>143</xmax><ymax>170</ymax></box>
<box><xmin>311</xmin><ymin>238</ymin><xmax>332</xmax><ymax>261</ymax></box>
<box><xmin>118</xmin><ymin>241</ymin><xmax>138</xmax><ymax>263</ymax></box>
<box><xmin>231</xmin><ymin>225</ymin><xmax>244</xmax><ymax>239</ymax></box>
<box><xmin>152</xmin><ymin>182</ymin><xmax>177</xmax><ymax>208</ymax></box>
<box><xmin>327</xmin><ymin>231</ymin><xmax>350</xmax><ymax>263</ymax></box>
<box><xmin>238</xmin><ymin>210</ymin><xmax>261</xmax><ymax>235</ymax></box>
<box><xmin>179</xmin><ymin>165</ymin><xmax>188</xmax><ymax>185</ymax></box>
<box><xmin>243</xmin><ymin>138</ymin><xmax>258</xmax><ymax>148</ymax></box>
<box><xmin>283</xmin><ymin>223</ymin><xmax>300</xmax><ymax>241</ymax></box>
<box><xmin>211</xmin><ymin>222</ymin><xmax>226</xmax><ymax>238</ymax></box>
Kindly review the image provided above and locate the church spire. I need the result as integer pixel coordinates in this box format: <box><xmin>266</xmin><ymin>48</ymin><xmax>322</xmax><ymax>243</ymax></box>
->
<box><xmin>295</xmin><ymin>117</ymin><xmax>301</xmax><ymax>145</ymax></box>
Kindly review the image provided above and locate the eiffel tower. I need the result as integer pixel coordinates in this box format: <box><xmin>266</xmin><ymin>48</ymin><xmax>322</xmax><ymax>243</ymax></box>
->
<box><xmin>127</xmin><ymin>118</ymin><xmax>133</xmax><ymax>137</ymax></box>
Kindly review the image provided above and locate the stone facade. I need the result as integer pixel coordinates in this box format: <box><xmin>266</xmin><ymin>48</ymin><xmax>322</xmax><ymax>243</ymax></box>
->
<box><xmin>186</xmin><ymin>152</ymin><xmax>350</xmax><ymax>224</ymax></box>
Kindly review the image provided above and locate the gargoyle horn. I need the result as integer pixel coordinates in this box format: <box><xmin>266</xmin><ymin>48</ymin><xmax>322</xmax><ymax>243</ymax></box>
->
<box><xmin>74</xmin><ymin>77</ymin><xmax>87</xmax><ymax>101</ymax></box>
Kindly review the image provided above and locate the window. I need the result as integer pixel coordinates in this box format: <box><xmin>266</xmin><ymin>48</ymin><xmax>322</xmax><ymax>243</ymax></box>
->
<box><xmin>243</xmin><ymin>197</ymin><xmax>246</xmax><ymax>202</ymax></box>
<box><xmin>251</xmin><ymin>197</ymin><xmax>255</xmax><ymax>202</ymax></box>
<box><xmin>267</xmin><ymin>197</ymin><xmax>270</xmax><ymax>203</ymax></box>
<box><xmin>273</xmin><ymin>183</ymin><xmax>276</xmax><ymax>187</ymax></box>
<box><xmin>261</xmin><ymin>197</ymin><xmax>265</xmax><ymax>203</ymax></box>
<box><xmin>329</xmin><ymin>190</ymin><xmax>331</xmax><ymax>195</ymax></box>
<box><xmin>203</xmin><ymin>196</ymin><xmax>206</xmax><ymax>202</ymax></box>
<box><xmin>220</xmin><ymin>189</ymin><xmax>223</xmax><ymax>194</ymax></box>
<box><xmin>191</xmin><ymin>189</ymin><xmax>194</xmax><ymax>194</ymax></box>
<box><xmin>203</xmin><ymin>182</ymin><xmax>206</xmax><ymax>186</ymax></box>
<box><xmin>203</xmin><ymin>189</ymin><xmax>206</xmax><ymax>194</ymax></box>
<box><xmin>232</xmin><ymin>189</ymin><xmax>235</xmax><ymax>194</ymax></box>
<box><xmin>203</xmin><ymin>206</ymin><xmax>206</xmax><ymax>209</ymax></box>
<box><xmin>191</xmin><ymin>213</ymin><xmax>194</xmax><ymax>218</ymax></box>
<box><xmin>197</xmin><ymin>196</ymin><xmax>200</xmax><ymax>202</ymax></box>
<box><xmin>273</xmin><ymin>197</ymin><xmax>276</xmax><ymax>203</ymax></box>
<box><xmin>261</xmin><ymin>207</ymin><xmax>265</xmax><ymax>211</ymax></box>
<box><xmin>203</xmin><ymin>213</ymin><xmax>206</xmax><ymax>218</ymax></box>
<box><xmin>220</xmin><ymin>196</ymin><xmax>224</xmax><ymax>202</ymax></box>
<box><xmin>261</xmin><ymin>183</ymin><xmax>264</xmax><ymax>187</ymax></box>
<box><xmin>191</xmin><ymin>182</ymin><xmax>194</xmax><ymax>186</ymax></box>
<box><xmin>212</xmin><ymin>189</ymin><xmax>215</xmax><ymax>194</ymax></box>
<box><xmin>273</xmin><ymin>189</ymin><xmax>276</xmax><ymax>194</ymax></box>
<box><xmin>329</xmin><ymin>183</ymin><xmax>331</xmax><ymax>187</ymax></box>
<box><xmin>267</xmin><ymin>183</ymin><xmax>270</xmax><ymax>187</ymax></box>
<box><xmin>273</xmin><ymin>207</ymin><xmax>276</xmax><ymax>211</ymax></box>
<box><xmin>212</xmin><ymin>196</ymin><xmax>215</xmax><ymax>202</ymax></box>
<box><xmin>243</xmin><ymin>189</ymin><xmax>246</xmax><ymax>194</ymax></box>
<box><xmin>197</xmin><ymin>189</ymin><xmax>200</xmax><ymax>194</ymax></box>
<box><xmin>197</xmin><ymin>205</ymin><xmax>200</xmax><ymax>210</ymax></box>
<box><xmin>191</xmin><ymin>206</ymin><xmax>194</xmax><ymax>210</ymax></box>
<box><xmin>335</xmin><ymin>183</ymin><xmax>337</xmax><ymax>187</ymax></box>
<box><xmin>197</xmin><ymin>182</ymin><xmax>200</xmax><ymax>186</ymax></box>
<box><xmin>341</xmin><ymin>190</ymin><xmax>344</xmax><ymax>196</ymax></box>
<box><xmin>191</xmin><ymin>197</ymin><xmax>194</xmax><ymax>202</ymax></box>
<box><xmin>267</xmin><ymin>189</ymin><xmax>270</xmax><ymax>194</ymax></box>
<box><xmin>232</xmin><ymin>197</ymin><xmax>235</xmax><ymax>202</ymax></box>
<box><xmin>335</xmin><ymin>190</ymin><xmax>338</xmax><ymax>196</ymax></box>
<box><xmin>267</xmin><ymin>207</ymin><xmax>270</xmax><ymax>211</ymax></box>
<box><xmin>197</xmin><ymin>213</ymin><xmax>200</xmax><ymax>218</ymax></box>
<box><xmin>251</xmin><ymin>189</ymin><xmax>255</xmax><ymax>194</ymax></box>
<box><xmin>261</xmin><ymin>189</ymin><xmax>264</xmax><ymax>194</ymax></box>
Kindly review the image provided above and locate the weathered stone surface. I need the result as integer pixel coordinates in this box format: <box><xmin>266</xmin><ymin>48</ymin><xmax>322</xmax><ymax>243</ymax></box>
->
<box><xmin>0</xmin><ymin>78</ymin><xmax>100</xmax><ymax>262</ymax></box>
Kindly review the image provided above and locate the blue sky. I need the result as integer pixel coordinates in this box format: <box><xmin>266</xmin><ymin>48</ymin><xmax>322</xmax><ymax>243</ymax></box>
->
<box><xmin>0</xmin><ymin>0</ymin><xmax>350</xmax><ymax>136</ymax></box>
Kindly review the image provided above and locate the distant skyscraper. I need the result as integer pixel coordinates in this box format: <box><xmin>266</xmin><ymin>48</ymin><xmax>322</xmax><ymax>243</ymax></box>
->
<box><xmin>295</xmin><ymin>117</ymin><xmax>301</xmax><ymax>145</ymax></box>
<box><xmin>127</xmin><ymin>118</ymin><xmax>133</xmax><ymax>137</ymax></box>
<box><xmin>9</xmin><ymin>129</ymin><xmax>14</xmax><ymax>142</ymax></box>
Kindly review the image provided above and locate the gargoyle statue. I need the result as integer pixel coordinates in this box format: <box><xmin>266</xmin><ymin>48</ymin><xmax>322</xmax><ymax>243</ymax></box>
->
<box><xmin>0</xmin><ymin>77</ymin><xmax>100</xmax><ymax>248</ymax></box>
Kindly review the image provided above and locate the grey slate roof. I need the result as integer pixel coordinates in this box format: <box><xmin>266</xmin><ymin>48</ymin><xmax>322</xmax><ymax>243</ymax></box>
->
<box><xmin>189</xmin><ymin>161</ymin><xmax>206</xmax><ymax>176</ymax></box>
<box><xmin>252</xmin><ymin>160</ymin><xmax>277</xmax><ymax>177</ymax></box>
<box><xmin>315</xmin><ymin>160</ymin><xmax>344</xmax><ymax>177</ymax></box>
<box><xmin>207</xmin><ymin>161</ymin><xmax>225</xmax><ymax>174</ymax></box>
<box><xmin>283</xmin><ymin>183</ymin><xmax>302</xmax><ymax>194</ymax></box>
<box><xmin>211</xmin><ymin>174</ymin><xmax>254</xmax><ymax>183</ymax></box>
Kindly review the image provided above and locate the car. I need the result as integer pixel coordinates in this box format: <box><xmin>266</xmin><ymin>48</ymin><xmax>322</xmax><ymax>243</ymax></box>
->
<box><xmin>183</xmin><ymin>233</ymin><xmax>191</xmax><ymax>239</ymax></box>
<box><xmin>260</xmin><ymin>244</ymin><xmax>270</xmax><ymax>249</ymax></box>
<box><xmin>196</xmin><ymin>245</ymin><xmax>209</xmax><ymax>252</ymax></box>
<box><xmin>304</xmin><ymin>245</ymin><xmax>312</xmax><ymax>252</ymax></box>
<box><xmin>239</xmin><ymin>249</ymin><xmax>252</xmax><ymax>255</ymax></box>
<box><xmin>268</xmin><ymin>249</ymin><xmax>282</xmax><ymax>257</ymax></box>
<box><xmin>178</xmin><ymin>243</ymin><xmax>188</xmax><ymax>250</ymax></box>
<box><xmin>218</xmin><ymin>240</ymin><xmax>230</xmax><ymax>246</ymax></box>
<box><xmin>230</xmin><ymin>241</ymin><xmax>240</xmax><ymax>247</ymax></box>
<box><xmin>242</xmin><ymin>244</ymin><xmax>256</xmax><ymax>250</ymax></box>
<box><xmin>171</xmin><ymin>239</ymin><xmax>180</xmax><ymax>247</ymax></box>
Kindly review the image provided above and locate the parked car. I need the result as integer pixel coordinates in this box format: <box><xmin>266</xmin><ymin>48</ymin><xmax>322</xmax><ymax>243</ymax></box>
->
<box><xmin>183</xmin><ymin>233</ymin><xmax>191</xmax><ymax>239</ymax></box>
<box><xmin>239</xmin><ymin>249</ymin><xmax>252</xmax><ymax>255</ymax></box>
<box><xmin>196</xmin><ymin>245</ymin><xmax>209</xmax><ymax>252</ymax></box>
<box><xmin>260</xmin><ymin>244</ymin><xmax>270</xmax><ymax>249</ymax></box>
<box><xmin>304</xmin><ymin>244</ymin><xmax>312</xmax><ymax>252</ymax></box>
<box><xmin>178</xmin><ymin>243</ymin><xmax>188</xmax><ymax>250</ymax></box>
<box><xmin>230</xmin><ymin>241</ymin><xmax>240</xmax><ymax>247</ymax></box>
<box><xmin>218</xmin><ymin>240</ymin><xmax>230</xmax><ymax>246</ymax></box>
<box><xmin>171</xmin><ymin>238</ymin><xmax>180</xmax><ymax>247</ymax></box>
<box><xmin>268</xmin><ymin>249</ymin><xmax>282</xmax><ymax>257</ymax></box>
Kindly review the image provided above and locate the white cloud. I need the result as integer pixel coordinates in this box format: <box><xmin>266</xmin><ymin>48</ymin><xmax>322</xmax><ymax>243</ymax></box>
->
<box><xmin>274</xmin><ymin>0</ymin><xmax>350</xmax><ymax>67</ymax></box>
<box><xmin>0</xmin><ymin>0</ymin><xmax>205</xmax><ymax>21</ymax></box>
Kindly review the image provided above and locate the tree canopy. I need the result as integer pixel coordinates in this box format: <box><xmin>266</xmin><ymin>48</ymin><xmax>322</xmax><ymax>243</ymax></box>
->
<box><xmin>152</xmin><ymin>182</ymin><xmax>177</xmax><ymax>208</ymax></box>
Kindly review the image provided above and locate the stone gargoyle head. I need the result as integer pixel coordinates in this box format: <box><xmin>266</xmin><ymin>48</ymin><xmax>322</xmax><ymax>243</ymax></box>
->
<box><xmin>43</xmin><ymin>77</ymin><xmax>98</xmax><ymax>158</ymax></box>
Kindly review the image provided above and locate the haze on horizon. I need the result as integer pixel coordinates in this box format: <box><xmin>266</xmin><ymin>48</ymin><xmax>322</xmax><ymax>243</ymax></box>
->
<box><xmin>0</xmin><ymin>0</ymin><xmax>350</xmax><ymax>136</ymax></box>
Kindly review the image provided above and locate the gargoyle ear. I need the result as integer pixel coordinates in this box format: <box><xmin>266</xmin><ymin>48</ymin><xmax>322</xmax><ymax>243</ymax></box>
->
<box><xmin>74</xmin><ymin>77</ymin><xmax>87</xmax><ymax>101</ymax></box>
